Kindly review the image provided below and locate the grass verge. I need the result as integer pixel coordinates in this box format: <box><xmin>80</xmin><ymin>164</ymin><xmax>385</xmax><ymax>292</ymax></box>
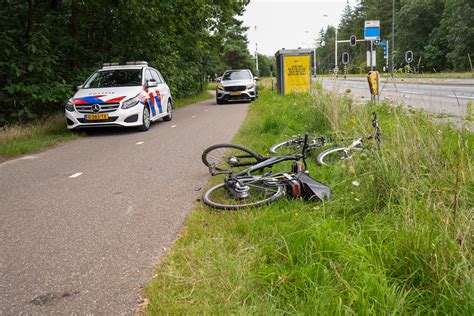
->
<box><xmin>173</xmin><ymin>90</ymin><xmax>214</xmax><ymax>110</ymax></box>
<box><xmin>0</xmin><ymin>91</ymin><xmax>214</xmax><ymax>158</ymax></box>
<box><xmin>0</xmin><ymin>113</ymin><xmax>80</xmax><ymax>157</ymax></box>
<box><xmin>144</xmin><ymin>87</ymin><xmax>473</xmax><ymax>314</ymax></box>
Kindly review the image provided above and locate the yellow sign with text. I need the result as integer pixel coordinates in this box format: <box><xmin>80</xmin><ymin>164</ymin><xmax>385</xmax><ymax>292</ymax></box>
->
<box><xmin>283</xmin><ymin>55</ymin><xmax>311</xmax><ymax>94</ymax></box>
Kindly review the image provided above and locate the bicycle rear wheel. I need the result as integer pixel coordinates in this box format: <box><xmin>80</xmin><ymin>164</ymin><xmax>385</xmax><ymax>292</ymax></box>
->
<box><xmin>269</xmin><ymin>138</ymin><xmax>305</xmax><ymax>155</ymax></box>
<box><xmin>270</xmin><ymin>136</ymin><xmax>325</xmax><ymax>155</ymax></box>
<box><xmin>202</xmin><ymin>144</ymin><xmax>262</xmax><ymax>173</ymax></box>
<box><xmin>203</xmin><ymin>177</ymin><xmax>285</xmax><ymax>210</ymax></box>
<box><xmin>317</xmin><ymin>147</ymin><xmax>351</xmax><ymax>166</ymax></box>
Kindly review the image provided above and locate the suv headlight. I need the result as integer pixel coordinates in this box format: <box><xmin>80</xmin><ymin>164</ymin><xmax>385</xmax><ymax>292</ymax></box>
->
<box><xmin>122</xmin><ymin>96</ymin><xmax>139</xmax><ymax>109</ymax></box>
<box><xmin>217</xmin><ymin>85</ymin><xmax>224</xmax><ymax>91</ymax></box>
<box><xmin>65</xmin><ymin>101</ymin><xmax>75</xmax><ymax>112</ymax></box>
<box><xmin>246</xmin><ymin>83</ymin><xmax>255</xmax><ymax>89</ymax></box>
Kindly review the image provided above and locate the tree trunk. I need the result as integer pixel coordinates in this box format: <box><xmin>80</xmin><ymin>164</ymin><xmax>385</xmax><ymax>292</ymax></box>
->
<box><xmin>25</xmin><ymin>0</ymin><xmax>34</xmax><ymax>37</ymax></box>
<box><xmin>50</xmin><ymin>0</ymin><xmax>60</xmax><ymax>11</ymax></box>
<box><xmin>70</xmin><ymin>0</ymin><xmax>79</xmax><ymax>40</ymax></box>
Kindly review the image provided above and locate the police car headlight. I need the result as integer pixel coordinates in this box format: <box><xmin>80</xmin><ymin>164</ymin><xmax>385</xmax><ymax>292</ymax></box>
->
<box><xmin>246</xmin><ymin>83</ymin><xmax>255</xmax><ymax>89</ymax></box>
<box><xmin>66</xmin><ymin>101</ymin><xmax>75</xmax><ymax>112</ymax></box>
<box><xmin>122</xmin><ymin>97</ymin><xmax>139</xmax><ymax>109</ymax></box>
<box><xmin>217</xmin><ymin>85</ymin><xmax>224</xmax><ymax>91</ymax></box>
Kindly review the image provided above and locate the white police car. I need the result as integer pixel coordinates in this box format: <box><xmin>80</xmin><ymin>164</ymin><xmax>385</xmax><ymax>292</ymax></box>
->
<box><xmin>65</xmin><ymin>61</ymin><xmax>172</xmax><ymax>131</ymax></box>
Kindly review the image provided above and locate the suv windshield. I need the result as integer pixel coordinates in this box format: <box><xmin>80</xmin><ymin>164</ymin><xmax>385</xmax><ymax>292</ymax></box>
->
<box><xmin>222</xmin><ymin>70</ymin><xmax>252</xmax><ymax>81</ymax></box>
<box><xmin>83</xmin><ymin>69</ymin><xmax>142</xmax><ymax>88</ymax></box>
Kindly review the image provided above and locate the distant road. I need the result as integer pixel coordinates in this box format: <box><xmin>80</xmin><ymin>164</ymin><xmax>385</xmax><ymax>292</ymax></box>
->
<box><xmin>1</xmin><ymin>94</ymin><xmax>249</xmax><ymax>314</ymax></box>
<box><xmin>319</xmin><ymin>76</ymin><xmax>474</xmax><ymax>127</ymax></box>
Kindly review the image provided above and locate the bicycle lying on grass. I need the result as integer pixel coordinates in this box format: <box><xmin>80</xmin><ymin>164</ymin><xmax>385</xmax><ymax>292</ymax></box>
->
<box><xmin>201</xmin><ymin>134</ymin><xmax>331</xmax><ymax>210</ymax></box>
<box><xmin>269</xmin><ymin>112</ymin><xmax>382</xmax><ymax>165</ymax></box>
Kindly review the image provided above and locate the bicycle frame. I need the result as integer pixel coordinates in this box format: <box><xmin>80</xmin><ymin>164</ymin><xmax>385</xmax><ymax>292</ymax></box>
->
<box><xmin>234</xmin><ymin>154</ymin><xmax>304</xmax><ymax>177</ymax></box>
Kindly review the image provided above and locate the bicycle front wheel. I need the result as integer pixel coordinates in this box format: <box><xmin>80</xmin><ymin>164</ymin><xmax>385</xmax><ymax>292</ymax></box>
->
<box><xmin>202</xmin><ymin>144</ymin><xmax>262</xmax><ymax>173</ymax></box>
<box><xmin>203</xmin><ymin>178</ymin><xmax>285</xmax><ymax>210</ymax></box>
<box><xmin>317</xmin><ymin>147</ymin><xmax>351</xmax><ymax>166</ymax></box>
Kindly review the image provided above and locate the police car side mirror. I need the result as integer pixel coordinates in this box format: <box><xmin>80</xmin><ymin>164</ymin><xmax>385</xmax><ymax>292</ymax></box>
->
<box><xmin>147</xmin><ymin>80</ymin><xmax>157</xmax><ymax>88</ymax></box>
<box><xmin>254</xmin><ymin>76</ymin><xmax>259</xmax><ymax>81</ymax></box>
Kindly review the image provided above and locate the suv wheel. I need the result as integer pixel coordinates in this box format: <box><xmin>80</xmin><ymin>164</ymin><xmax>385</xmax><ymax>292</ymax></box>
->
<box><xmin>138</xmin><ymin>105</ymin><xmax>151</xmax><ymax>131</ymax></box>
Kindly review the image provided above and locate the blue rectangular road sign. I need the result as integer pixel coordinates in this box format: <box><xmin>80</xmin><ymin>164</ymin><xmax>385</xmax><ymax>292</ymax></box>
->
<box><xmin>364</xmin><ymin>20</ymin><xmax>380</xmax><ymax>41</ymax></box>
<box><xmin>364</xmin><ymin>28</ymin><xmax>380</xmax><ymax>39</ymax></box>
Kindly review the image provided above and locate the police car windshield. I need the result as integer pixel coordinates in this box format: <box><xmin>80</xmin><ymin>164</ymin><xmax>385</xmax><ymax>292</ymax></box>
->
<box><xmin>84</xmin><ymin>69</ymin><xmax>142</xmax><ymax>88</ymax></box>
<box><xmin>222</xmin><ymin>71</ymin><xmax>252</xmax><ymax>81</ymax></box>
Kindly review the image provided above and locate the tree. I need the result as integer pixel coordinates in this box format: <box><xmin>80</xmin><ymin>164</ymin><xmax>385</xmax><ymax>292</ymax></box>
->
<box><xmin>0</xmin><ymin>0</ymin><xmax>252</xmax><ymax>124</ymax></box>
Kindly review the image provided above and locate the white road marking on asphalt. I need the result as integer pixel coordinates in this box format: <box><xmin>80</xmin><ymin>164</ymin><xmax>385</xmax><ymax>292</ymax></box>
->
<box><xmin>205</xmin><ymin>109</ymin><xmax>209</xmax><ymax>112</ymax></box>
<box><xmin>192</xmin><ymin>115</ymin><xmax>196</xmax><ymax>118</ymax></box>
<box><xmin>447</xmin><ymin>95</ymin><xmax>474</xmax><ymax>100</ymax></box>
<box><xmin>136</xmin><ymin>141</ymin><xmax>144</xmax><ymax>145</ymax></box>
<box><xmin>171</xmin><ymin>125</ymin><xmax>177</xmax><ymax>128</ymax></box>
<box><xmin>0</xmin><ymin>155</ymin><xmax>38</xmax><ymax>167</ymax></box>
<box><xmin>69</xmin><ymin>172</ymin><xmax>83</xmax><ymax>178</ymax></box>
<box><xmin>401</xmin><ymin>90</ymin><xmax>424</xmax><ymax>95</ymax></box>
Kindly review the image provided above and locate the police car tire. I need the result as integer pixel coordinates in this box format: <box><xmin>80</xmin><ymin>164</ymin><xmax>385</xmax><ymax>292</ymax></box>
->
<box><xmin>163</xmin><ymin>100</ymin><xmax>172</xmax><ymax>121</ymax></box>
<box><xmin>138</xmin><ymin>105</ymin><xmax>151</xmax><ymax>131</ymax></box>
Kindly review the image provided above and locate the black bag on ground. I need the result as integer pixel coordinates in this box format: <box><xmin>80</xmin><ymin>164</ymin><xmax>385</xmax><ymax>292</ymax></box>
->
<box><xmin>296</xmin><ymin>172</ymin><xmax>332</xmax><ymax>201</ymax></box>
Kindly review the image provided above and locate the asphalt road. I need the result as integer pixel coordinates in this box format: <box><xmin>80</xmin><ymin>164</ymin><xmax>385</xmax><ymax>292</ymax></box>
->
<box><xmin>320</xmin><ymin>77</ymin><xmax>474</xmax><ymax>128</ymax></box>
<box><xmin>0</xmin><ymin>95</ymin><xmax>249</xmax><ymax>314</ymax></box>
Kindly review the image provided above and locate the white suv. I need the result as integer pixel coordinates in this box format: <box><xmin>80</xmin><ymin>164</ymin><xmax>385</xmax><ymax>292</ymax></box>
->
<box><xmin>65</xmin><ymin>61</ymin><xmax>172</xmax><ymax>131</ymax></box>
<box><xmin>216</xmin><ymin>69</ymin><xmax>258</xmax><ymax>104</ymax></box>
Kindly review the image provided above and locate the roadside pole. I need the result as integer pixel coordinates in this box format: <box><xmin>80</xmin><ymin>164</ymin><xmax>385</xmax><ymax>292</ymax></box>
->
<box><xmin>391</xmin><ymin>0</ymin><xmax>395</xmax><ymax>78</ymax></box>
<box><xmin>468</xmin><ymin>53</ymin><xmax>473</xmax><ymax>77</ymax></box>
<box><xmin>335</xmin><ymin>28</ymin><xmax>338</xmax><ymax>75</ymax></box>
<box><xmin>255</xmin><ymin>43</ymin><xmax>259</xmax><ymax>73</ymax></box>
<box><xmin>254</xmin><ymin>26</ymin><xmax>259</xmax><ymax>74</ymax></box>
<box><xmin>370</xmin><ymin>40</ymin><xmax>374</xmax><ymax>71</ymax></box>
<box><xmin>314</xmin><ymin>47</ymin><xmax>317</xmax><ymax>76</ymax></box>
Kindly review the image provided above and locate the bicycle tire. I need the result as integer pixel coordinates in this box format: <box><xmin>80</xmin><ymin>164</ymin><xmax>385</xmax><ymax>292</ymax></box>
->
<box><xmin>269</xmin><ymin>138</ymin><xmax>305</xmax><ymax>154</ymax></box>
<box><xmin>270</xmin><ymin>136</ymin><xmax>327</xmax><ymax>155</ymax></box>
<box><xmin>203</xmin><ymin>178</ymin><xmax>285</xmax><ymax>210</ymax></box>
<box><xmin>317</xmin><ymin>146</ymin><xmax>351</xmax><ymax>166</ymax></box>
<box><xmin>202</xmin><ymin>144</ymin><xmax>262</xmax><ymax>173</ymax></box>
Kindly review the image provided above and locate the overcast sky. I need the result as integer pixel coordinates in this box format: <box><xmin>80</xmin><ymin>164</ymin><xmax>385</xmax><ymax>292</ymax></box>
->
<box><xmin>240</xmin><ymin>0</ymin><xmax>357</xmax><ymax>56</ymax></box>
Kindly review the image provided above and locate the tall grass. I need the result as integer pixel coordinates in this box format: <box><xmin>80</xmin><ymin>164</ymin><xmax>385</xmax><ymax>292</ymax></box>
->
<box><xmin>173</xmin><ymin>90</ymin><xmax>214</xmax><ymax>109</ymax></box>
<box><xmin>144</xmin><ymin>88</ymin><xmax>473</xmax><ymax>314</ymax></box>
<box><xmin>0</xmin><ymin>112</ymin><xmax>80</xmax><ymax>156</ymax></box>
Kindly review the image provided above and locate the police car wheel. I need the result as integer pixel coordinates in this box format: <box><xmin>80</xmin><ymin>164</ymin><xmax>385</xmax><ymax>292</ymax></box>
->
<box><xmin>163</xmin><ymin>100</ymin><xmax>172</xmax><ymax>121</ymax></box>
<box><xmin>138</xmin><ymin>105</ymin><xmax>151</xmax><ymax>131</ymax></box>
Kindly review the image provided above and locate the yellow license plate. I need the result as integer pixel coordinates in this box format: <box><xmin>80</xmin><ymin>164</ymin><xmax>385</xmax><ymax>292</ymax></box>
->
<box><xmin>230</xmin><ymin>92</ymin><xmax>241</xmax><ymax>96</ymax></box>
<box><xmin>86</xmin><ymin>114</ymin><xmax>109</xmax><ymax>120</ymax></box>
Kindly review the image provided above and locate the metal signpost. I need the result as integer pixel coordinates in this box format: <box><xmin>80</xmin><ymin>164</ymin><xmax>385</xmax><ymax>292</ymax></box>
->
<box><xmin>375</xmin><ymin>40</ymin><xmax>389</xmax><ymax>71</ymax></box>
<box><xmin>364</xmin><ymin>20</ymin><xmax>380</xmax><ymax>71</ymax></box>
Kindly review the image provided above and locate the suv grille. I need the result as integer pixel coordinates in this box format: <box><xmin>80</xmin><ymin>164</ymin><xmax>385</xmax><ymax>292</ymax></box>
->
<box><xmin>75</xmin><ymin>103</ymin><xmax>120</xmax><ymax>113</ymax></box>
<box><xmin>224</xmin><ymin>86</ymin><xmax>246</xmax><ymax>92</ymax></box>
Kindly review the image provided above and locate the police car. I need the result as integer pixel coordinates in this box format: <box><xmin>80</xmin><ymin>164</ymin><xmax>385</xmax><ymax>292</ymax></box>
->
<box><xmin>65</xmin><ymin>61</ymin><xmax>172</xmax><ymax>131</ymax></box>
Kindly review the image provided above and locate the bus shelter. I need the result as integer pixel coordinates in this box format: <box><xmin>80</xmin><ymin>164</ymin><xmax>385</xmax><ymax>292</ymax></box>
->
<box><xmin>275</xmin><ymin>48</ymin><xmax>312</xmax><ymax>96</ymax></box>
